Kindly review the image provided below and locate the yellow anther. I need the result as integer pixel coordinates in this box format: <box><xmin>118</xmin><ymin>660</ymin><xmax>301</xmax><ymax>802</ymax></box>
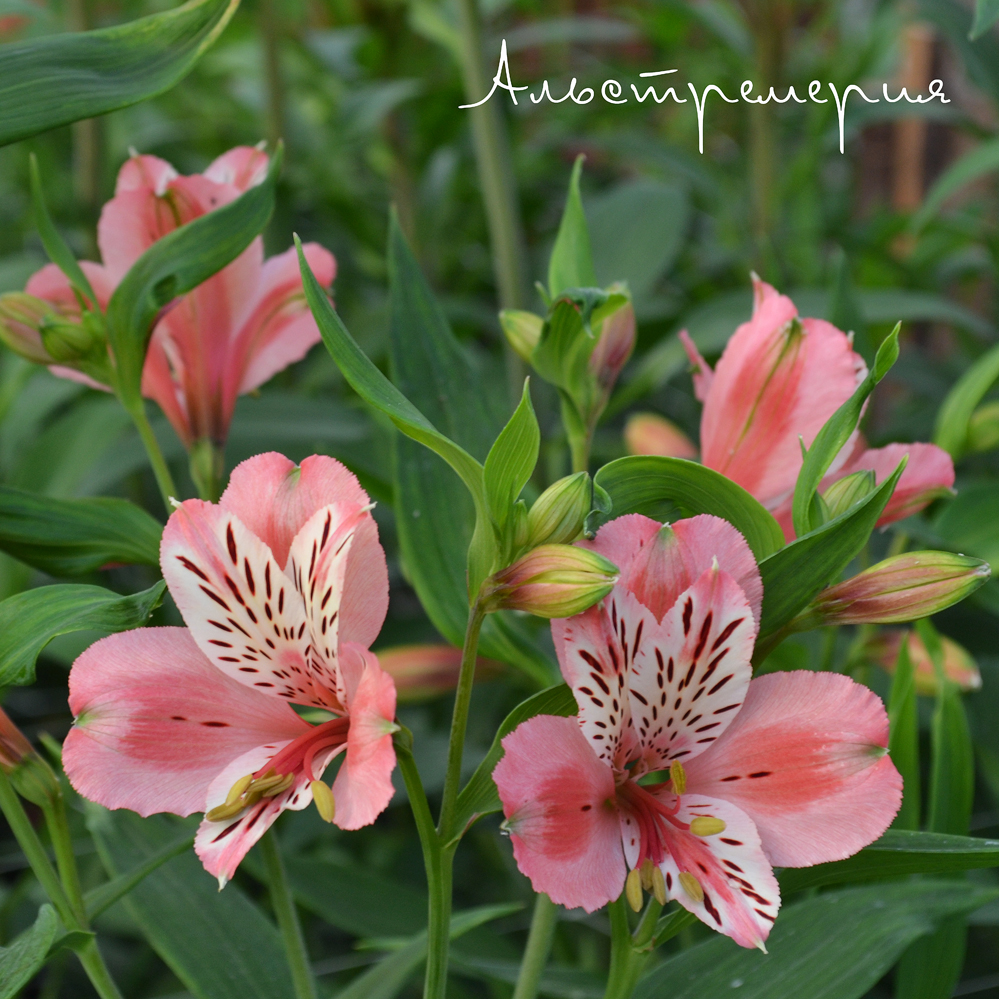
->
<box><xmin>689</xmin><ymin>816</ymin><xmax>726</xmax><ymax>837</ymax></box>
<box><xmin>678</xmin><ymin>871</ymin><xmax>703</xmax><ymax>903</ymax></box>
<box><xmin>669</xmin><ymin>760</ymin><xmax>687</xmax><ymax>795</ymax></box>
<box><xmin>205</xmin><ymin>789</ymin><xmax>263</xmax><ymax>823</ymax></box>
<box><xmin>224</xmin><ymin>774</ymin><xmax>254</xmax><ymax>807</ymax></box>
<box><xmin>625</xmin><ymin>868</ymin><xmax>643</xmax><ymax>912</ymax></box>
<box><xmin>651</xmin><ymin>866</ymin><xmax>667</xmax><ymax>906</ymax></box>
<box><xmin>311</xmin><ymin>780</ymin><xmax>336</xmax><ymax>823</ymax></box>
<box><xmin>261</xmin><ymin>773</ymin><xmax>295</xmax><ymax>797</ymax></box>
<box><xmin>639</xmin><ymin>858</ymin><xmax>655</xmax><ymax>891</ymax></box>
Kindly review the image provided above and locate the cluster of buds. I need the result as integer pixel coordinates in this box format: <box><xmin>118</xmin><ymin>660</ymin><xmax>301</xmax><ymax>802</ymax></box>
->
<box><xmin>0</xmin><ymin>707</ymin><xmax>60</xmax><ymax>808</ymax></box>
<box><xmin>791</xmin><ymin>551</ymin><xmax>990</xmax><ymax>630</ymax></box>
<box><xmin>866</xmin><ymin>629</ymin><xmax>981</xmax><ymax>695</ymax></box>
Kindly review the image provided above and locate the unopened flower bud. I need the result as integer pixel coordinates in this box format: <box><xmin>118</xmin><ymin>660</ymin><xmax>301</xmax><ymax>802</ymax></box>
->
<box><xmin>499</xmin><ymin>309</ymin><xmax>543</xmax><ymax>363</ymax></box>
<box><xmin>589</xmin><ymin>291</ymin><xmax>635</xmax><ymax>391</ymax></box>
<box><xmin>0</xmin><ymin>708</ymin><xmax>59</xmax><ymax>807</ymax></box>
<box><xmin>0</xmin><ymin>293</ymin><xmax>57</xmax><ymax>363</ymax></box>
<box><xmin>624</xmin><ymin>413</ymin><xmax>698</xmax><ymax>460</ymax></box>
<box><xmin>39</xmin><ymin>312</ymin><xmax>104</xmax><ymax>363</ymax></box>
<box><xmin>526</xmin><ymin>473</ymin><xmax>592</xmax><ymax>548</ymax></box>
<box><xmin>867</xmin><ymin>629</ymin><xmax>981</xmax><ymax>695</ymax></box>
<box><xmin>481</xmin><ymin>544</ymin><xmax>618</xmax><ymax>619</ymax></box>
<box><xmin>793</xmin><ymin>551</ymin><xmax>991</xmax><ymax>629</ymax></box>
<box><xmin>821</xmin><ymin>469</ymin><xmax>876</xmax><ymax>520</ymax></box>
<box><xmin>377</xmin><ymin>643</ymin><xmax>503</xmax><ymax>701</ymax></box>
<box><xmin>967</xmin><ymin>400</ymin><xmax>999</xmax><ymax>455</ymax></box>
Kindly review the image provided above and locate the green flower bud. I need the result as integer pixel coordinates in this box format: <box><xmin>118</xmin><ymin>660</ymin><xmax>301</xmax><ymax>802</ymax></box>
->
<box><xmin>0</xmin><ymin>292</ymin><xmax>57</xmax><ymax>363</ymax></box>
<box><xmin>525</xmin><ymin>472</ymin><xmax>592</xmax><ymax>548</ymax></box>
<box><xmin>0</xmin><ymin>707</ymin><xmax>59</xmax><ymax>808</ymax></box>
<box><xmin>499</xmin><ymin>310</ymin><xmax>543</xmax><ymax>363</ymax></box>
<box><xmin>967</xmin><ymin>400</ymin><xmax>999</xmax><ymax>455</ymax></box>
<box><xmin>821</xmin><ymin>469</ymin><xmax>877</xmax><ymax>520</ymax></box>
<box><xmin>482</xmin><ymin>544</ymin><xmax>618</xmax><ymax>619</ymax></box>
<box><xmin>39</xmin><ymin>312</ymin><xmax>104</xmax><ymax>363</ymax></box>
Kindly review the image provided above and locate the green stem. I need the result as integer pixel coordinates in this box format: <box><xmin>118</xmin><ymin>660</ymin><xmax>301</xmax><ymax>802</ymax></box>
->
<box><xmin>75</xmin><ymin>939</ymin><xmax>125</xmax><ymax>999</ymax></box>
<box><xmin>453</xmin><ymin>0</ymin><xmax>528</xmax><ymax>311</ymax></box>
<box><xmin>43</xmin><ymin>796</ymin><xmax>86</xmax><ymax>925</ymax></box>
<box><xmin>127</xmin><ymin>401</ymin><xmax>178</xmax><ymax>509</ymax></box>
<box><xmin>603</xmin><ymin>895</ymin><xmax>633</xmax><ymax>999</ymax></box>
<box><xmin>259</xmin><ymin>828</ymin><xmax>317</xmax><ymax>999</ymax></box>
<box><xmin>512</xmin><ymin>893</ymin><xmax>559</xmax><ymax>999</ymax></box>
<box><xmin>602</xmin><ymin>896</ymin><xmax>661</xmax><ymax>999</ymax></box>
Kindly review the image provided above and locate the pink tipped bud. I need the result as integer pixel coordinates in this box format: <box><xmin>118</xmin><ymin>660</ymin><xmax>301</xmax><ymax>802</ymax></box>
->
<box><xmin>0</xmin><ymin>707</ymin><xmax>59</xmax><ymax>807</ymax></box>
<box><xmin>482</xmin><ymin>544</ymin><xmax>618</xmax><ymax>619</ymax></box>
<box><xmin>499</xmin><ymin>309</ymin><xmax>543</xmax><ymax>363</ymax></box>
<box><xmin>525</xmin><ymin>472</ymin><xmax>592</xmax><ymax>548</ymax></box>
<box><xmin>0</xmin><ymin>293</ymin><xmax>57</xmax><ymax>364</ymax></box>
<box><xmin>868</xmin><ymin>629</ymin><xmax>981</xmax><ymax>695</ymax></box>
<box><xmin>0</xmin><ymin>707</ymin><xmax>33</xmax><ymax>772</ymax></box>
<box><xmin>624</xmin><ymin>413</ymin><xmax>698</xmax><ymax>460</ymax></box>
<box><xmin>376</xmin><ymin>643</ymin><xmax>503</xmax><ymax>701</ymax></box>
<box><xmin>793</xmin><ymin>551</ymin><xmax>991</xmax><ymax>629</ymax></box>
<box><xmin>589</xmin><ymin>290</ymin><xmax>635</xmax><ymax>391</ymax></box>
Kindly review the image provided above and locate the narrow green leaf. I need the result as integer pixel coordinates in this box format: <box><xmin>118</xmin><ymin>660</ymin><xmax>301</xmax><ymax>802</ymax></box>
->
<box><xmin>759</xmin><ymin>461</ymin><xmax>905</xmax><ymax>637</ymax></box>
<box><xmin>971</xmin><ymin>0</ymin><xmax>999</xmax><ymax>39</ymax></box>
<box><xmin>29</xmin><ymin>156</ymin><xmax>97</xmax><ymax>307</ymax></box>
<box><xmin>107</xmin><ymin>145</ymin><xmax>282</xmax><ymax>406</ymax></box>
<box><xmin>633</xmin><ymin>882</ymin><xmax>998</xmax><ymax>999</ymax></box>
<box><xmin>895</xmin><ymin>917</ymin><xmax>967</xmax><ymax>999</ymax></box>
<box><xmin>484</xmin><ymin>379</ymin><xmax>540</xmax><ymax>533</ymax></box>
<box><xmin>0</xmin><ymin>904</ymin><xmax>61</xmax><ymax>999</ymax></box>
<box><xmin>779</xmin><ymin>829</ymin><xmax>999</xmax><ymax>894</ymax></box>
<box><xmin>934</xmin><ymin>341</ymin><xmax>999</xmax><ymax>460</ymax></box>
<box><xmin>0</xmin><ymin>486</ymin><xmax>162</xmax><ymax>576</ymax></box>
<box><xmin>791</xmin><ymin>324</ymin><xmax>900</xmax><ymax>537</ymax></box>
<box><xmin>912</xmin><ymin>137</ymin><xmax>999</xmax><ymax>230</ymax></box>
<box><xmin>888</xmin><ymin>636</ymin><xmax>921</xmax><ymax>830</ymax></box>
<box><xmin>90</xmin><ymin>810</ymin><xmax>296</xmax><ymax>999</ymax></box>
<box><xmin>0</xmin><ymin>0</ymin><xmax>239</xmax><ymax>147</ymax></box>
<box><xmin>593</xmin><ymin>455</ymin><xmax>785</xmax><ymax>562</ymax></box>
<box><xmin>548</xmin><ymin>155</ymin><xmax>596</xmax><ymax>298</ymax></box>
<box><xmin>450</xmin><ymin>684</ymin><xmax>577</xmax><ymax>841</ymax></box>
<box><xmin>0</xmin><ymin>580</ymin><xmax>165</xmax><ymax>686</ymax></box>
<box><xmin>335</xmin><ymin>903</ymin><xmax>522</xmax><ymax>999</ymax></box>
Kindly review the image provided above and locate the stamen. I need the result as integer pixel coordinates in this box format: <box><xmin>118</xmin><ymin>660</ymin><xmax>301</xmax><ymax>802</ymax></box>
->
<box><xmin>625</xmin><ymin>868</ymin><xmax>643</xmax><ymax>912</ymax></box>
<box><xmin>225</xmin><ymin>774</ymin><xmax>253</xmax><ymax>807</ymax></box>
<box><xmin>669</xmin><ymin>760</ymin><xmax>687</xmax><ymax>794</ymax></box>
<box><xmin>639</xmin><ymin>858</ymin><xmax>655</xmax><ymax>891</ymax></box>
<box><xmin>651</xmin><ymin>866</ymin><xmax>667</xmax><ymax>905</ymax></box>
<box><xmin>678</xmin><ymin>871</ymin><xmax>703</xmax><ymax>902</ymax></box>
<box><xmin>689</xmin><ymin>816</ymin><xmax>726</xmax><ymax>837</ymax></box>
<box><xmin>311</xmin><ymin>781</ymin><xmax>336</xmax><ymax>823</ymax></box>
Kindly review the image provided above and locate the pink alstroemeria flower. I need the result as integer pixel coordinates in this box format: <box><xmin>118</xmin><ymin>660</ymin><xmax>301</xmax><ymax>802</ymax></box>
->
<box><xmin>25</xmin><ymin>146</ymin><xmax>335</xmax><ymax>448</ymax></box>
<box><xmin>678</xmin><ymin>277</ymin><xmax>954</xmax><ymax>539</ymax></box>
<box><xmin>64</xmin><ymin>452</ymin><xmax>396</xmax><ymax>886</ymax></box>
<box><xmin>493</xmin><ymin>513</ymin><xmax>901</xmax><ymax>949</ymax></box>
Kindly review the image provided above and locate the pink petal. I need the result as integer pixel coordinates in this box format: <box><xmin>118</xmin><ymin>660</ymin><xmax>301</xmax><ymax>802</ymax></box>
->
<box><xmin>140</xmin><ymin>334</ymin><xmax>192</xmax><ymax>444</ymax></box>
<box><xmin>683</xmin><ymin>671</ymin><xmax>902</xmax><ymax>868</ymax></box>
<box><xmin>195</xmin><ymin>743</ymin><xmax>312</xmax><ymax>887</ymax></box>
<box><xmin>26</xmin><ymin>261</ymin><xmax>115</xmax><ymax>313</ymax></box>
<box><xmin>204</xmin><ymin>146</ymin><xmax>270</xmax><ymax>191</ymax></box>
<box><xmin>220</xmin><ymin>243</ymin><xmax>335</xmax><ymax>428</ymax></box>
<box><xmin>160</xmin><ymin>499</ymin><xmax>330</xmax><ymax>706</ymax></box>
<box><xmin>494</xmin><ymin>714</ymin><xmax>625</xmax><ymax>912</ymax></box>
<box><xmin>699</xmin><ymin>281</ymin><xmax>864</xmax><ymax>508</ymax></box>
<box><xmin>552</xmin><ymin>589</ymin><xmax>650</xmax><ymax>770</ymax></box>
<box><xmin>838</xmin><ymin>442</ymin><xmax>955</xmax><ymax>526</ymax></box>
<box><xmin>220</xmin><ymin>454</ymin><xmax>388</xmax><ymax>646</ymax></box>
<box><xmin>628</xmin><ymin>565</ymin><xmax>756</xmax><ymax>771</ymax></box>
<box><xmin>63</xmin><ymin>627</ymin><xmax>309</xmax><ymax>818</ymax></box>
<box><xmin>657</xmin><ymin>794</ymin><xmax>779</xmax><ymax>949</ymax></box>
<box><xmin>114</xmin><ymin>153</ymin><xmax>178</xmax><ymax>195</ymax></box>
<box><xmin>679</xmin><ymin>330</ymin><xmax>714</xmax><ymax>403</ymax></box>
<box><xmin>286</xmin><ymin>500</ymin><xmax>374</xmax><ymax>700</ymax></box>
<box><xmin>330</xmin><ymin>647</ymin><xmax>397</xmax><ymax>830</ymax></box>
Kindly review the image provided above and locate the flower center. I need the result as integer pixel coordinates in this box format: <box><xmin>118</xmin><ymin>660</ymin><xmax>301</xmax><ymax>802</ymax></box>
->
<box><xmin>205</xmin><ymin>717</ymin><xmax>350</xmax><ymax>824</ymax></box>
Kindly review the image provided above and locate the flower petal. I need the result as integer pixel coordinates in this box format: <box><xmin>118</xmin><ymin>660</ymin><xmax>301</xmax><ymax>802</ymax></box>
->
<box><xmin>203</xmin><ymin>146</ymin><xmax>269</xmax><ymax>191</ymax></box>
<box><xmin>220</xmin><ymin>453</ymin><xmax>388</xmax><ymax>646</ymax></box>
<box><xmin>114</xmin><ymin>153</ymin><xmax>178</xmax><ymax>195</ymax></box>
<box><xmin>26</xmin><ymin>261</ymin><xmax>115</xmax><ymax>313</ymax></box>
<box><xmin>194</xmin><ymin>743</ymin><xmax>312</xmax><ymax>887</ymax></box>
<box><xmin>330</xmin><ymin>647</ymin><xmax>397</xmax><ymax>830</ymax></box>
<box><xmin>683</xmin><ymin>671</ymin><xmax>901</xmax><ymax>867</ymax></box>
<box><xmin>679</xmin><ymin>330</ymin><xmax>714</xmax><ymax>403</ymax></box>
<box><xmin>628</xmin><ymin>565</ymin><xmax>756</xmax><ymax>771</ymax></box>
<box><xmin>552</xmin><ymin>589</ymin><xmax>650</xmax><ymax>770</ymax></box>
<box><xmin>64</xmin><ymin>628</ymin><xmax>309</xmax><ymax>818</ymax></box>
<box><xmin>658</xmin><ymin>794</ymin><xmax>780</xmax><ymax>949</ymax></box>
<box><xmin>160</xmin><ymin>499</ymin><xmax>330</xmax><ymax>706</ymax></box>
<box><xmin>494</xmin><ymin>714</ymin><xmax>625</xmax><ymax>912</ymax></box>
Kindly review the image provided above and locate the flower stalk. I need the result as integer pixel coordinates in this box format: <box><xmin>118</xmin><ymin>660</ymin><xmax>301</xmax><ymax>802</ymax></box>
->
<box><xmin>512</xmin><ymin>893</ymin><xmax>559</xmax><ymax>999</ymax></box>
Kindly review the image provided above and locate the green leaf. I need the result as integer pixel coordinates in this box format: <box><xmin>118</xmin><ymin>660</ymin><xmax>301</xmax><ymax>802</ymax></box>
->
<box><xmin>633</xmin><ymin>881</ymin><xmax>998</xmax><ymax>999</ymax></box>
<box><xmin>29</xmin><ymin>156</ymin><xmax>97</xmax><ymax>307</ymax></box>
<box><xmin>0</xmin><ymin>486</ymin><xmax>161</xmax><ymax>576</ymax></box>
<box><xmin>791</xmin><ymin>324</ymin><xmax>900</xmax><ymax>537</ymax></box>
<box><xmin>484</xmin><ymin>379</ymin><xmax>539</xmax><ymax>534</ymax></box>
<box><xmin>335</xmin><ymin>903</ymin><xmax>522</xmax><ymax>999</ymax></box>
<box><xmin>971</xmin><ymin>0</ymin><xmax>999</xmax><ymax>39</ymax></box>
<box><xmin>778</xmin><ymin>829</ymin><xmax>999</xmax><ymax>894</ymax></box>
<box><xmin>758</xmin><ymin>461</ymin><xmax>905</xmax><ymax>637</ymax></box>
<box><xmin>106</xmin><ymin>145</ymin><xmax>282</xmax><ymax>407</ymax></box>
<box><xmin>0</xmin><ymin>580</ymin><xmax>165</xmax><ymax>686</ymax></box>
<box><xmin>90</xmin><ymin>810</ymin><xmax>296</xmax><ymax>999</ymax></box>
<box><xmin>450</xmin><ymin>684</ymin><xmax>577</xmax><ymax>842</ymax></box>
<box><xmin>934</xmin><ymin>341</ymin><xmax>999</xmax><ymax>460</ymax></box>
<box><xmin>912</xmin><ymin>137</ymin><xmax>999</xmax><ymax>230</ymax></box>
<box><xmin>0</xmin><ymin>0</ymin><xmax>238</xmax><ymax>147</ymax></box>
<box><xmin>888</xmin><ymin>636</ymin><xmax>921</xmax><ymax>831</ymax></box>
<box><xmin>0</xmin><ymin>904</ymin><xmax>61</xmax><ymax>999</ymax></box>
<box><xmin>593</xmin><ymin>456</ymin><xmax>785</xmax><ymax>562</ymax></box>
<box><xmin>548</xmin><ymin>155</ymin><xmax>596</xmax><ymax>298</ymax></box>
